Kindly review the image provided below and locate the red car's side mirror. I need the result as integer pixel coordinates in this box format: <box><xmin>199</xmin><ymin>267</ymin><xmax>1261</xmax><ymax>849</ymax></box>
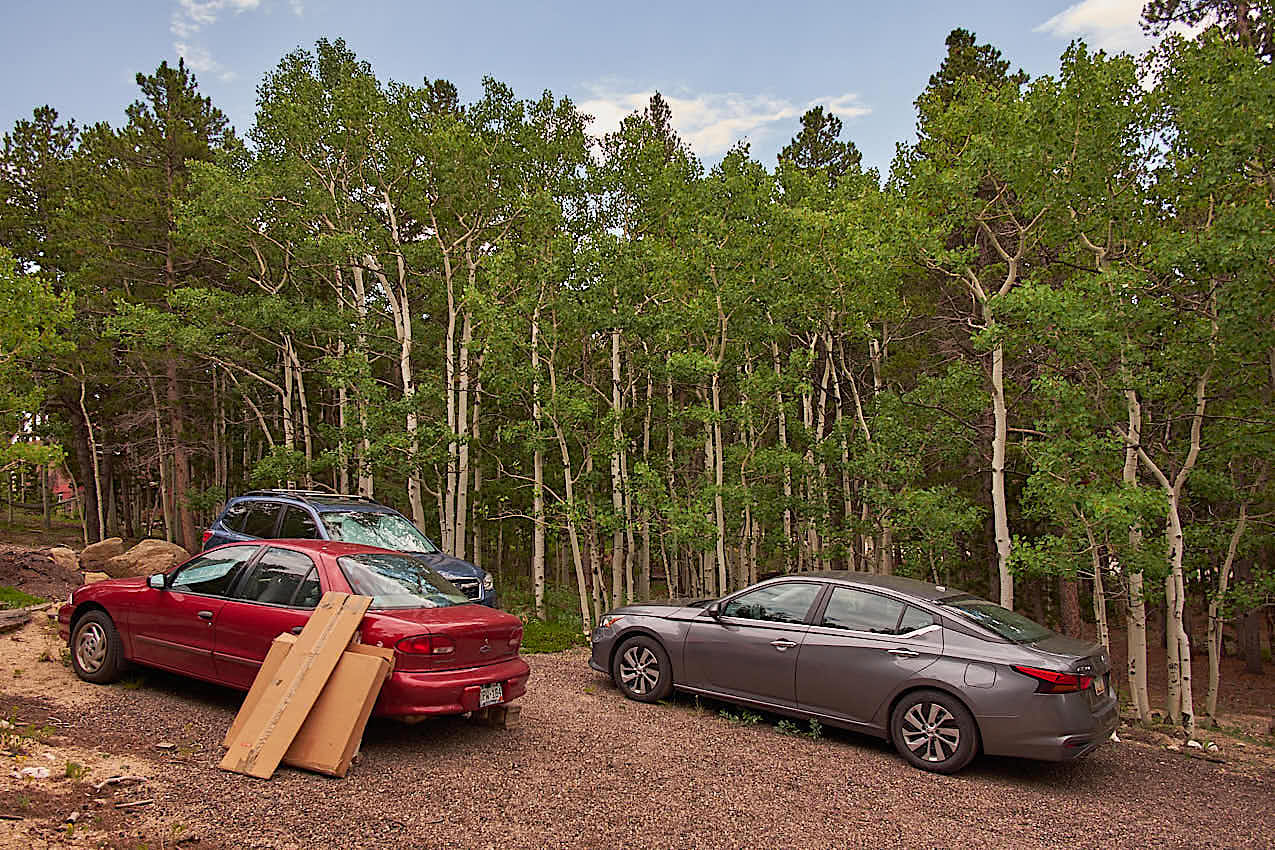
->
<box><xmin>147</xmin><ymin>574</ymin><xmax>167</xmax><ymax>590</ymax></box>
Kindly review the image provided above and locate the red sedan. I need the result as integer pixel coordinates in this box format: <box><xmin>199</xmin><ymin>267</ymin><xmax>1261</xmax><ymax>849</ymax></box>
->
<box><xmin>57</xmin><ymin>540</ymin><xmax>529</xmax><ymax>716</ymax></box>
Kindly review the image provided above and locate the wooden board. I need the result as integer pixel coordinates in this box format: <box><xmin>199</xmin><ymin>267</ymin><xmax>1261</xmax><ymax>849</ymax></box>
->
<box><xmin>219</xmin><ymin>591</ymin><xmax>371</xmax><ymax>779</ymax></box>
<box><xmin>223</xmin><ymin>635</ymin><xmax>394</xmax><ymax>748</ymax></box>
<box><xmin>284</xmin><ymin>649</ymin><xmax>391</xmax><ymax>777</ymax></box>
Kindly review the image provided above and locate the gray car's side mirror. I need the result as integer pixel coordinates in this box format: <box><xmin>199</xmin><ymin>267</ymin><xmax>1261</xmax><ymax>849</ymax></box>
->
<box><xmin>147</xmin><ymin>573</ymin><xmax>166</xmax><ymax>590</ymax></box>
<box><xmin>707</xmin><ymin>601</ymin><xmax>723</xmax><ymax>618</ymax></box>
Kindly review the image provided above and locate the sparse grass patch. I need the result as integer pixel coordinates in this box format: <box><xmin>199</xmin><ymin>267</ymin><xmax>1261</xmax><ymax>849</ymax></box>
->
<box><xmin>64</xmin><ymin>760</ymin><xmax>87</xmax><ymax>780</ymax></box>
<box><xmin>0</xmin><ymin>585</ymin><xmax>45</xmax><ymax>609</ymax></box>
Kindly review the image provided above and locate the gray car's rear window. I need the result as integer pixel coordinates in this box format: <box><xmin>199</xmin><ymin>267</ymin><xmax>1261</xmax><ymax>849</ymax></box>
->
<box><xmin>942</xmin><ymin>596</ymin><xmax>1052</xmax><ymax>643</ymax></box>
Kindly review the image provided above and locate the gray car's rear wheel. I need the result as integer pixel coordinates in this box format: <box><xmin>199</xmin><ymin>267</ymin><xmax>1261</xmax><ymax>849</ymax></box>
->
<box><xmin>71</xmin><ymin>610</ymin><xmax>125</xmax><ymax>685</ymax></box>
<box><xmin>890</xmin><ymin>689</ymin><xmax>977</xmax><ymax>774</ymax></box>
<box><xmin>612</xmin><ymin>635</ymin><xmax>672</xmax><ymax>703</ymax></box>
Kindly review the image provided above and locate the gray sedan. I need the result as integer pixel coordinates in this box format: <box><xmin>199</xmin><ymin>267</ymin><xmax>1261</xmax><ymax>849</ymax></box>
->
<box><xmin>589</xmin><ymin>571</ymin><xmax>1118</xmax><ymax>773</ymax></box>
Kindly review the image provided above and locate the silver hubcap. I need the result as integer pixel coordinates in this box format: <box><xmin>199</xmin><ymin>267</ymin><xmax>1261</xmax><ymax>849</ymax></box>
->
<box><xmin>619</xmin><ymin>645</ymin><xmax>660</xmax><ymax>695</ymax></box>
<box><xmin>75</xmin><ymin>622</ymin><xmax>108</xmax><ymax>673</ymax></box>
<box><xmin>901</xmin><ymin>702</ymin><xmax>961</xmax><ymax>763</ymax></box>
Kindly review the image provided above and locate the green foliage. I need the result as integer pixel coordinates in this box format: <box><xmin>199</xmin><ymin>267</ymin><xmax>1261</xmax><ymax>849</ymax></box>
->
<box><xmin>519</xmin><ymin>619</ymin><xmax>588</xmax><ymax>654</ymax></box>
<box><xmin>0</xmin><ymin>586</ymin><xmax>45</xmax><ymax>609</ymax></box>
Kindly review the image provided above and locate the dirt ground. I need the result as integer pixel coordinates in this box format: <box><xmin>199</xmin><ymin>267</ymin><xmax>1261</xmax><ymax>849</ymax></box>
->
<box><xmin>1</xmin><ymin>609</ymin><xmax>1273</xmax><ymax>850</ymax></box>
<box><xmin>0</xmin><ymin>545</ymin><xmax>82</xmax><ymax>602</ymax></box>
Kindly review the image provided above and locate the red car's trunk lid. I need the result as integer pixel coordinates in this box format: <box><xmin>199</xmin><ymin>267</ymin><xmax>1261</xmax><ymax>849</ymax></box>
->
<box><xmin>361</xmin><ymin>604</ymin><xmax>523</xmax><ymax>671</ymax></box>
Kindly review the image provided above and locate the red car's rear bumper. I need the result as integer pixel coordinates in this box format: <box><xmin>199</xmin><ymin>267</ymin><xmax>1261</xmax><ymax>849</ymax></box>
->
<box><xmin>373</xmin><ymin>656</ymin><xmax>530</xmax><ymax>717</ymax></box>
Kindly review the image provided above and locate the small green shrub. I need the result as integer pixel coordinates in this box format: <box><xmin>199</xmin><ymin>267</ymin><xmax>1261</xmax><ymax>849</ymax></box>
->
<box><xmin>776</xmin><ymin>719</ymin><xmax>802</xmax><ymax>735</ymax></box>
<box><xmin>64</xmin><ymin>761</ymin><xmax>87</xmax><ymax>780</ymax></box>
<box><xmin>519</xmin><ymin>619</ymin><xmax>588</xmax><ymax>654</ymax></box>
<box><xmin>719</xmin><ymin>708</ymin><xmax>762</xmax><ymax>726</ymax></box>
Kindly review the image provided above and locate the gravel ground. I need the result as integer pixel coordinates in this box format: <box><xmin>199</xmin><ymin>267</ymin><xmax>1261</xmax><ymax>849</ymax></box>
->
<box><xmin>2</xmin><ymin>629</ymin><xmax>1273</xmax><ymax>850</ymax></box>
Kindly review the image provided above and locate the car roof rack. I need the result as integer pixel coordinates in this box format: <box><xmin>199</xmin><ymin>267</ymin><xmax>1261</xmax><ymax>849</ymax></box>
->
<box><xmin>242</xmin><ymin>489</ymin><xmax>379</xmax><ymax>503</ymax></box>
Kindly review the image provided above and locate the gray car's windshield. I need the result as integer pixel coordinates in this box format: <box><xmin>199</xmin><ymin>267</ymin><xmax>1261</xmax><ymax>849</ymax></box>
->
<box><xmin>337</xmin><ymin>553</ymin><xmax>468</xmax><ymax>609</ymax></box>
<box><xmin>942</xmin><ymin>596</ymin><xmax>1053</xmax><ymax>643</ymax></box>
<box><xmin>321</xmin><ymin>511</ymin><xmax>439</xmax><ymax>553</ymax></box>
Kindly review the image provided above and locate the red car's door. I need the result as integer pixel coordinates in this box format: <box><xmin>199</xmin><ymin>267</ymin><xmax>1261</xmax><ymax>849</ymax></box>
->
<box><xmin>212</xmin><ymin>546</ymin><xmax>325</xmax><ymax>689</ymax></box>
<box><xmin>131</xmin><ymin>545</ymin><xmax>259</xmax><ymax>678</ymax></box>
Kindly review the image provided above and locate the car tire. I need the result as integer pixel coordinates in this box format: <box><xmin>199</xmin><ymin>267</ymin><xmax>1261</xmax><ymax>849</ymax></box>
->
<box><xmin>611</xmin><ymin>635</ymin><xmax>672</xmax><ymax>703</ymax></box>
<box><xmin>70</xmin><ymin>610</ymin><xmax>126</xmax><ymax>685</ymax></box>
<box><xmin>890</xmin><ymin>689</ymin><xmax>978</xmax><ymax>774</ymax></box>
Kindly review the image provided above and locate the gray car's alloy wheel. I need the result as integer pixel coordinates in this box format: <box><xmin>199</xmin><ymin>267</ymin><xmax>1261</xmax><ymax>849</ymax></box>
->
<box><xmin>71</xmin><ymin>610</ymin><xmax>125</xmax><ymax>685</ymax></box>
<box><xmin>889</xmin><ymin>689</ymin><xmax>977</xmax><ymax>774</ymax></box>
<box><xmin>612</xmin><ymin>635</ymin><xmax>672</xmax><ymax>702</ymax></box>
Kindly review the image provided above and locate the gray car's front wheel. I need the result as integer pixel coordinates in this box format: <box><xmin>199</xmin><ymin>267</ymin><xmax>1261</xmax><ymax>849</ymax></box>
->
<box><xmin>890</xmin><ymin>689</ymin><xmax>977</xmax><ymax>774</ymax></box>
<box><xmin>611</xmin><ymin>635</ymin><xmax>672</xmax><ymax>703</ymax></box>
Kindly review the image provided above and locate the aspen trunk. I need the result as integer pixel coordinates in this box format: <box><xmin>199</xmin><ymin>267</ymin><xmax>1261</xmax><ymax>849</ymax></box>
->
<box><xmin>454</xmin><ymin>311</ymin><xmax>473</xmax><ymax>560</ymax></box>
<box><xmin>549</xmin><ymin>351</ymin><xmax>591</xmax><ymax>633</ymax></box>
<box><xmin>1207</xmin><ymin>501</ymin><xmax>1248</xmax><ymax>722</ymax></box>
<box><xmin>990</xmin><ymin>342</ymin><xmax>1013</xmax><ymax>609</ymax></box>
<box><xmin>531</xmin><ymin>302</ymin><xmax>546</xmax><ymax>620</ymax></box>
<box><xmin>639</xmin><ymin>369</ymin><xmax>653</xmax><ymax>602</ymax></box>
<box><xmin>609</xmin><ymin>328</ymin><xmax>625</xmax><ymax>606</ymax></box>
<box><xmin>711</xmin><ymin>370</ymin><xmax>727</xmax><ymax>594</ymax></box>
<box><xmin>770</xmin><ymin>336</ymin><xmax>794</xmax><ymax>567</ymax></box>
<box><xmin>471</xmin><ymin>366</ymin><xmax>483</xmax><ymax>573</ymax></box>
<box><xmin>1123</xmin><ymin>388</ymin><xmax>1151</xmax><ymax>721</ymax></box>
<box><xmin>78</xmin><ymin>378</ymin><xmax>105</xmax><ymax>543</ymax></box>
<box><xmin>1082</xmin><ymin>522</ymin><xmax>1110</xmax><ymax>652</ymax></box>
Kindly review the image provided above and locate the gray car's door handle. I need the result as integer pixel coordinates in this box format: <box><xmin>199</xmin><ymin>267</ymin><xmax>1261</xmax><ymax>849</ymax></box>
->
<box><xmin>888</xmin><ymin>647</ymin><xmax>919</xmax><ymax>657</ymax></box>
<box><xmin>770</xmin><ymin>638</ymin><xmax>797</xmax><ymax>651</ymax></box>
<box><xmin>197</xmin><ymin>610</ymin><xmax>214</xmax><ymax>621</ymax></box>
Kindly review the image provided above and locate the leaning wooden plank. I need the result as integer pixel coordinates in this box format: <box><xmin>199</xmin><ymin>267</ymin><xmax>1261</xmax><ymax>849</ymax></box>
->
<box><xmin>284</xmin><ymin>650</ymin><xmax>392</xmax><ymax>777</ymax></box>
<box><xmin>222</xmin><ymin>635</ymin><xmax>293</xmax><ymax>749</ymax></box>
<box><xmin>223</xmin><ymin>634</ymin><xmax>395</xmax><ymax>752</ymax></box>
<box><xmin>219</xmin><ymin>592</ymin><xmax>371</xmax><ymax>779</ymax></box>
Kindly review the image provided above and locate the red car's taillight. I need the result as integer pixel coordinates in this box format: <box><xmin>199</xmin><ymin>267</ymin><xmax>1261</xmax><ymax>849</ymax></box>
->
<box><xmin>1012</xmin><ymin>665</ymin><xmax>1092</xmax><ymax>694</ymax></box>
<box><xmin>396</xmin><ymin>634</ymin><xmax>455</xmax><ymax>655</ymax></box>
<box><xmin>509</xmin><ymin>626</ymin><xmax>523</xmax><ymax>650</ymax></box>
<box><xmin>201</xmin><ymin>530</ymin><xmax>212</xmax><ymax>547</ymax></box>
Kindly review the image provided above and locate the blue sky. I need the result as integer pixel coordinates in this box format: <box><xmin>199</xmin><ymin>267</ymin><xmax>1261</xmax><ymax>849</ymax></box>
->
<box><xmin>3</xmin><ymin>1</ymin><xmax>1159</xmax><ymax>173</ymax></box>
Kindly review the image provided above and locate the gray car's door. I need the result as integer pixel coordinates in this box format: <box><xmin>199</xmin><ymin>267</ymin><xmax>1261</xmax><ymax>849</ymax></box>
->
<box><xmin>795</xmin><ymin>589</ymin><xmax>942</xmax><ymax>729</ymax></box>
<box><xmin>683</xmin><ymin>581</ymin><xmax>822</xmax><ymax>707</ymax></box>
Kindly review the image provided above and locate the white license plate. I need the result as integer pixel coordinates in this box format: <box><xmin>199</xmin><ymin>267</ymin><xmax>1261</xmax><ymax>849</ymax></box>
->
<box><xmin>1093</xmin><ymin>676</ymin><xmax>1106</xmax><ymax>697</ymax></box>
<box><xmin>479</xmin><ymin>682</ymin><xmax>503</xmax><ymax>707</ymax></box>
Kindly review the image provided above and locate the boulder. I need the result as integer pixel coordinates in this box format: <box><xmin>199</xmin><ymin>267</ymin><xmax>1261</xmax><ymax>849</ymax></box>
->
<box><xmin>102</xmin><ymin>539</ymin><xmax>190</xmax><ymax>579</ymax></box>
<box><xmin>82</xmin><ymin>571</ymin><xmax>111</xmax><ymax>585</ymax></box>
<box><xmin>47</xmin><ymin>546</ymin><xmax>80</xmax><ymax>574</ymax></box>
<box><xmin>78</xmin><ymin>537</ymin><xmax>124</xmax><ymax>573</ymax></box>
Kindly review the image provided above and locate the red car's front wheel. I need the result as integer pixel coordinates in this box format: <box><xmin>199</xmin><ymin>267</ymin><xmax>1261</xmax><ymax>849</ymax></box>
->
<box><xmin>71</xmin><ymin>610</ymin><xmax>126</xmax><ymax>685</ymax></box>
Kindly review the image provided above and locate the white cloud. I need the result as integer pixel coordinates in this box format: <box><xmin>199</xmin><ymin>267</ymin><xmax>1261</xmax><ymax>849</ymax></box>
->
<box><xmin>1037</xmin><ymin>0</ymin><xmax>1210</xmax><ymax>52</ymax></box>
<box><xmin>578</xmin><ymin>84</ymin><xmax>869</xmax><ymax>157</ymax></box>
<box><xmin>170</xmin><ymin>0</ymin><xmax>265</xmax><ymax>81</ymax></box>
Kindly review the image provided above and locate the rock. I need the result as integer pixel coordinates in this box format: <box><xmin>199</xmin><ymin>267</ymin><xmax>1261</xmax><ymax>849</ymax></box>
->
<box><xmin>155</xmin><ymin>742</ymin><xmax>175</xmax><ymax>751</ymax></box>
<box><xmin>102</xmin><ymin>539</ymin><xmax>190</xmax><ymax>579</ymax></box>
<box><xmin>1166</xmin><ymin>743</ymin><xmax>1181</xmax><ymax>752</ymax></box>
<box><xmin>1206</xmin><ymin>742</ymin><xmax>1219</xmax><ymax>753</ymax></box>
<box><xmin>1187</xmin><ymin>739</ymin><xmax>1203</xmax><ymax>750</ymax></box>
<box><xmin>47</xmin><ymin>546</ymin><xmax>79</xmax><ymax>574</ymax></box>
<box><xmin>82</xmin><ymin>572</ymin><xmax>111</xmax><ymax>585</ymax></box>
<box><xmin>79</xmin><ymin>538</ymin><xmax>125</xmax><ymax>573</ymax></box>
